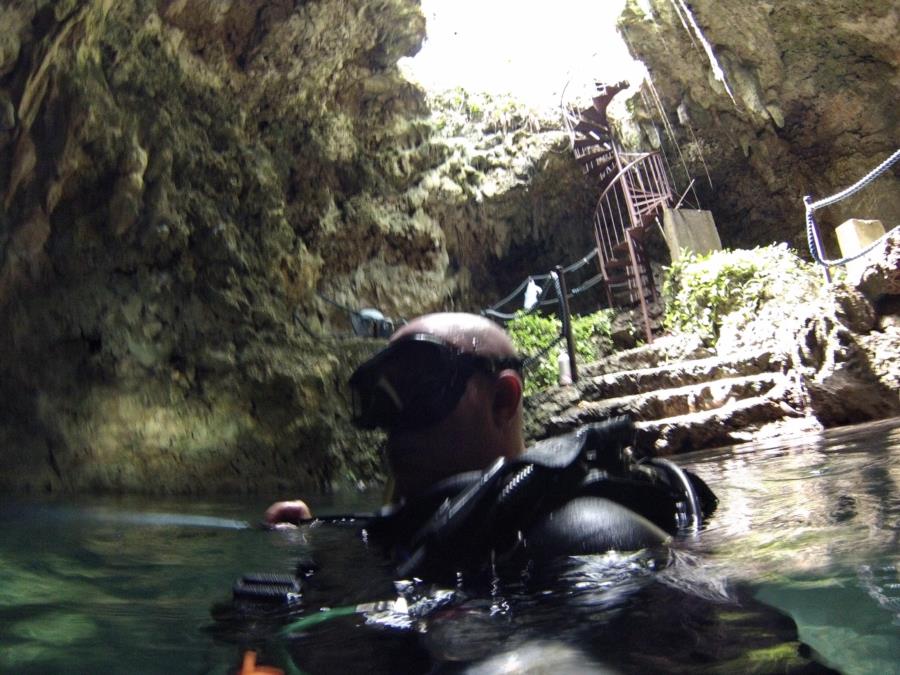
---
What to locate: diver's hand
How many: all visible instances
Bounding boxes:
[264,499,312,528]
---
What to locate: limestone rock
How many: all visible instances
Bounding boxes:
[525,242,898,455]
[1,0,897,493]
[848,226,900,300]
[0,0,598,494]
[617,0,900,249]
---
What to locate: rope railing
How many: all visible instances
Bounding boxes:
[482,244,611,383]
[304,241,610,385]
[483,245,604,320]
[484,271,605,321]
[805,148,900,272]
[484,247,601,316]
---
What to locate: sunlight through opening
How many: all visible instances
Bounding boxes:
[399,0,647,112]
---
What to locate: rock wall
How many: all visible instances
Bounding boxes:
[616,0,900,251]
[0,0,596,493]
[7,0,894,494]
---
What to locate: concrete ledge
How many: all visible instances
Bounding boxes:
[662,208,722,261]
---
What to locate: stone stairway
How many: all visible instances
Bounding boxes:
[524,341,807,456]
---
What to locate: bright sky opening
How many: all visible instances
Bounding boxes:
[399,0,647,111]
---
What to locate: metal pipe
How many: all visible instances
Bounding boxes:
[554,266,578,383]
[627,232,653,344]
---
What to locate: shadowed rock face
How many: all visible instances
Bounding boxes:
[0,0,436,494]
[617,0,899,250]
[0,0,597,494]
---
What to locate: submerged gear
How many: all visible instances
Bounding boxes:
[348,333,524,431]
[368,417,716,580]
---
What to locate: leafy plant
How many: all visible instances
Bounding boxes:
[662,244,817,346]
[506,308,615,395]
[506,311,559,394]
[572,310,614,364]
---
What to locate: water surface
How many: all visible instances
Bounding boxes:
[2,418,899,673]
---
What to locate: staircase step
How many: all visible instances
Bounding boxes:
[606,272,636,285]
[605,257,631,270]
[607,268,652,285]
[582,335,715,375]
[578,158,617,174]
[627,225,650,240]
[609,291,652,307]
[579,106,610,127]
[578,349,785,399]
[610,228,650,255]
[574,137,610,152]
[575,118,608,136]
[630,195,666,210]
[632,393,803,455]
[612,241,630,256]
[576,150,615,168]
[521,342,802,452]
[544,372,783,437]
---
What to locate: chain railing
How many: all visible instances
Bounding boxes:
[804,148,900,280]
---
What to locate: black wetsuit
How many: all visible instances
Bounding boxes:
[367,418,717,581]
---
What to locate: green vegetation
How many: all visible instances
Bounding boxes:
[507,309,615,395]
[662,244,818,346]
[507,246,818,393]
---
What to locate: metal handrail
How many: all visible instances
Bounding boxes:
[591,151,672,344]
[593,152,655,212]
[804,148,900,281]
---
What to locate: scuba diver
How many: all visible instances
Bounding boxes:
[264,312,716,581]
[221,313,838,674]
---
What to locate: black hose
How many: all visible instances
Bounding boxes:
[646,457,702,531]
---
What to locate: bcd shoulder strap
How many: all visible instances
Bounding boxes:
[393,417,638,579]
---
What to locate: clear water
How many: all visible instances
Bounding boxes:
[2,418,899,674]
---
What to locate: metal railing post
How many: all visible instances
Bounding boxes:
[554,266,578,384]
[804,196,832,283]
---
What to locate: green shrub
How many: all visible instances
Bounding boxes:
[572,310,615,365]
[506,308,615,395]
[662,244,817,346]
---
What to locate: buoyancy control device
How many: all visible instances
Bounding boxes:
[368,416,717,580]
[218,417,716,616]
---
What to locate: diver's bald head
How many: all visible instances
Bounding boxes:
[385,312,526,495]
[390,313,517,358]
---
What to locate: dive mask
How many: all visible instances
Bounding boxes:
[348,333,523,431]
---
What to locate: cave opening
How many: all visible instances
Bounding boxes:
[399,0,646,112]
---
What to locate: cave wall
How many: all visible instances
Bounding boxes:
[0,0,597,493]
[2,0,896,495]
[616,0,899,251]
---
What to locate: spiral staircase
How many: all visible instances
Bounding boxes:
[566,81,674,343]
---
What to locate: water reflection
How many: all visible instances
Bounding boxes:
[682,418,900,581]
[1,418,899,673]
[678,418,900,675]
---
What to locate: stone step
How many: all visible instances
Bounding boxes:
[579,335,714,377]
[632,391,804,455]
[541,372,784,439]
[577,349,787,400]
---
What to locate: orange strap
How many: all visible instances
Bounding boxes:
[240,650,284,675]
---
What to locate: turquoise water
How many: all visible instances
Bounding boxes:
[2,418,899,673]
[680,417,900,674]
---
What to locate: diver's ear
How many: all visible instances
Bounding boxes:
[492,370,523,427]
